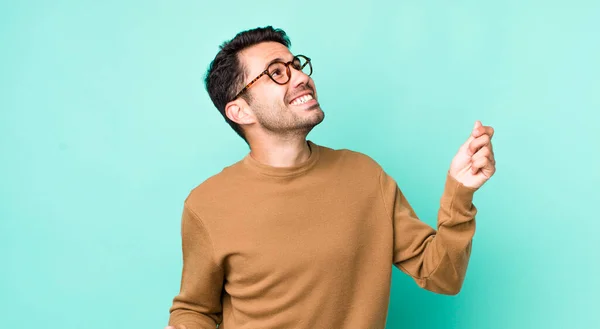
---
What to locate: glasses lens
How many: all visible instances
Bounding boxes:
[268,62,289,84]
[293,56,312,76]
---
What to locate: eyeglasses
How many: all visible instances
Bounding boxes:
[232,54,312,101]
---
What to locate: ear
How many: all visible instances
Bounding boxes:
[225,99,256,126]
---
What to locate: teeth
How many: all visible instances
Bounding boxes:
[291,94,313,105]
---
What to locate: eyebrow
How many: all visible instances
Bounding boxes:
[264,56,291,70]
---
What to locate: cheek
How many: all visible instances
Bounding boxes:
[308,78,317,95]
[251,93,286,112]
[251,84,290,107]
[265,86,289,104]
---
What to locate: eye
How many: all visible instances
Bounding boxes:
[271,68,282,76]
[292,59,301,70]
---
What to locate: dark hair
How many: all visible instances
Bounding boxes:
[204,26,291,142]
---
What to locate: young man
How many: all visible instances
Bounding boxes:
[166,26,496,329]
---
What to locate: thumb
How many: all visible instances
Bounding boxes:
[461,121,482,151]
[460,134,475,151]
[472,120,482,136]
[459,121,481,151]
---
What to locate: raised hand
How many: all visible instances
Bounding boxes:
[449,120,496,189]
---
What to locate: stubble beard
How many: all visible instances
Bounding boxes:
[251,99,324,138]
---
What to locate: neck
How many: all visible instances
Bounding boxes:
[247,136,312,168]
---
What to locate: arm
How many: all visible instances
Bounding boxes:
[380,170,478,295]
[382,120,496,294]
[168,203,224,329]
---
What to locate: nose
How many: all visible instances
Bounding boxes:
[288,65,311,89]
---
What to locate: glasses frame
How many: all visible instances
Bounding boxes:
[232,54,312,101]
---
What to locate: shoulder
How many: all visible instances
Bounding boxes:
[183,160,246,210]
[316,142,384,176]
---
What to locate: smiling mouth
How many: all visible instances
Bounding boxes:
[289,94,315,106]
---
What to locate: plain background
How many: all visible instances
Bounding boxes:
[1,0,599,328]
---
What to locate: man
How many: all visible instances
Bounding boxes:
[166,26,496,329]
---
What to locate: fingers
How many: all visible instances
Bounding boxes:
[471,155,496,175]
[468,134,491,156]
[462,121,493,150]
[471,146,496,174]
[472,121,494,139]
[461,120,496,175]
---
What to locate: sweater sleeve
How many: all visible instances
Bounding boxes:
[379,169,478,295]
[168,203,224,329]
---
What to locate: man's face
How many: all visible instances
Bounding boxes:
[237,42,324,136]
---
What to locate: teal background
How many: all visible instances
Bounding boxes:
[1,0,599,328]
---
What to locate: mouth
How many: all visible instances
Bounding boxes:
[289,92,317,106]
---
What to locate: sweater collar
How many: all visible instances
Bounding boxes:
[242,141,321,177]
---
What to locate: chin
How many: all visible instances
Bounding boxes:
[304,109,325,128]
[314,108,325,123]
[305,104,324,118]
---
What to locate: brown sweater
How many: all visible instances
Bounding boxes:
[168,141,478,329]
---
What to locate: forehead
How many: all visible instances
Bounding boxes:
[238,42,293,77]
